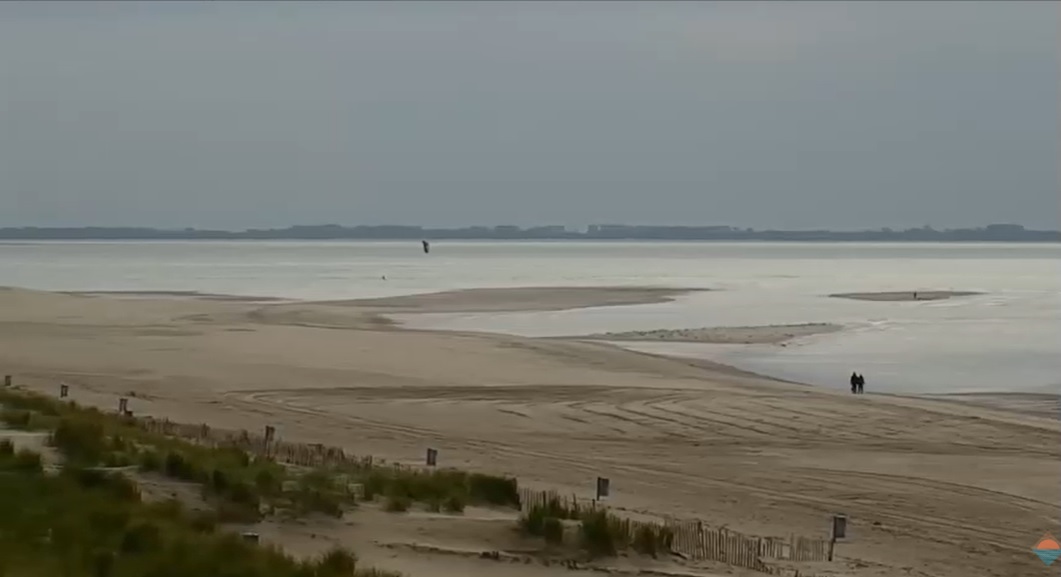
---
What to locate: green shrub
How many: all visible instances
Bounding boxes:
[227,482,260,508]
[110,435,130,452]
[163,452,194,480]
[443,493,466,514]
[384,493,411,513]
[51,418,107,464]
[12,449,43,473]
[65,468,141,502]
[519,505,546,536]
[215,501,262,524]
[361,470,388,501]
[189,511,218,534]
[294,488,344,518]
[91,550,116,577]
[102,451,134,468]
[1,409,32,429]
[467,473,519,507]
[0,388,405,577]
[138,449,161,472]
[120,521,163,554]
[147,497,185,521]
[543,517,564,545]
[316,548,358,576]
[0,389,62,415]
[210,469,231,493]
[579,511,617,557]
[255,468,280,495]
[355,570,405,577]
[632,525,658,557]
[89,508,132,535]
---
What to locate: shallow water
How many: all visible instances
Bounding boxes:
[2,240,1058,394]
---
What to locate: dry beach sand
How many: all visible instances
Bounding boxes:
[0,286,1056,577]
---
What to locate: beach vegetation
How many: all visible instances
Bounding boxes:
[0,449,402,576]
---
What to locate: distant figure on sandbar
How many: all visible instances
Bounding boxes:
[913,291,918,300]
[850,372,858,394]
[856,373,865,394]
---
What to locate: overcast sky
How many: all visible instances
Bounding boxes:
[0,2,1057,230]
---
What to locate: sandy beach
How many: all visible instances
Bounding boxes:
[0,286,1056,577]
[829,291,980,302]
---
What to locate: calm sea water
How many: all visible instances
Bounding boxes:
[1,240,1058,394]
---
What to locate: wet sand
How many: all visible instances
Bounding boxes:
[830,290,980,302]
[572,323,842,345]
[0,286,1055,577]
[318,286,705,313]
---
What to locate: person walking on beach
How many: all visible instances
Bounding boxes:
[850,372,858,394]
[856,374,865,394]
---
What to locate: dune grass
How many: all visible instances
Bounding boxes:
[0,388,523,519]
[0,442,401,577]
[519,501,673,559]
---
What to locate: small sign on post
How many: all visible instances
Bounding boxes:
[118,397,128,414]
[59,383,69,399]
[831,514,847,540]
[426,447,438,467]
[595,477,610,501]
[828,513,847,561]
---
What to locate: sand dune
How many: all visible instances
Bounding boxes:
[0,286,1055,577]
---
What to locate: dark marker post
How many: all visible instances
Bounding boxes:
[595,476,610,501]
[828,513,847,561]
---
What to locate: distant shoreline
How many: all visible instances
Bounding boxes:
[0,223,1057,242]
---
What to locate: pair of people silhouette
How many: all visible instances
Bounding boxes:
[849,372,865,394]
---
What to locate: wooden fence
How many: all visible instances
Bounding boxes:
[13,382,833,577]
[519,488,830,574]
[136,417,375,471]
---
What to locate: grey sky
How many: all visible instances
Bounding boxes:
[0,1,1057,230]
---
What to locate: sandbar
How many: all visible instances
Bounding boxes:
[319,286,704,313]
[572,322,842,345]
[829,290,980,302]
[69,290,290,303]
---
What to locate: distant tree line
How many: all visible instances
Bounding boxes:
[0,223,1056,242]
